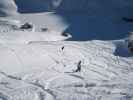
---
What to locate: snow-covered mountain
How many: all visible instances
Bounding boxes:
[0,40,132,100]
[0,1,133,100]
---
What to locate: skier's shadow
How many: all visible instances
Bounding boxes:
[114,41,133,57]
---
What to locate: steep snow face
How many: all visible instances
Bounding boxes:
[0,0,18,17]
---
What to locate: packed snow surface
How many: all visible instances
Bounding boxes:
[0,40,132,100]
[0,0,18,17]
[0,0,133,100]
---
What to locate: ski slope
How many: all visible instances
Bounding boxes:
[0,0,18,17]
[0,0,133,100]
[0,40,132,100]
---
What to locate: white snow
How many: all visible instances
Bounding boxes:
[10,12,69,34]
[0,0,18,17]
[0,0,133,100]
[0,31,71,44]
[0,40,132,100]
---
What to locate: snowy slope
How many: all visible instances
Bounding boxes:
[0,31,71,44]
[0,15,70,42]
[0,0,18,17]
[0,40,132,100]
[0,0,133,100]
[11,12,69,33]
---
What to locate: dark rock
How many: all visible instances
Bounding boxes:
[20,22,33,29]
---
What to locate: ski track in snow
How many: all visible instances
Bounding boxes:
[0,39,132,100]
[0,7,133,99]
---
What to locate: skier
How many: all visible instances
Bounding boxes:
[75,60,82,72]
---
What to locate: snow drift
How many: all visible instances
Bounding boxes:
[0,1,133,100]
[0,0,18,17]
